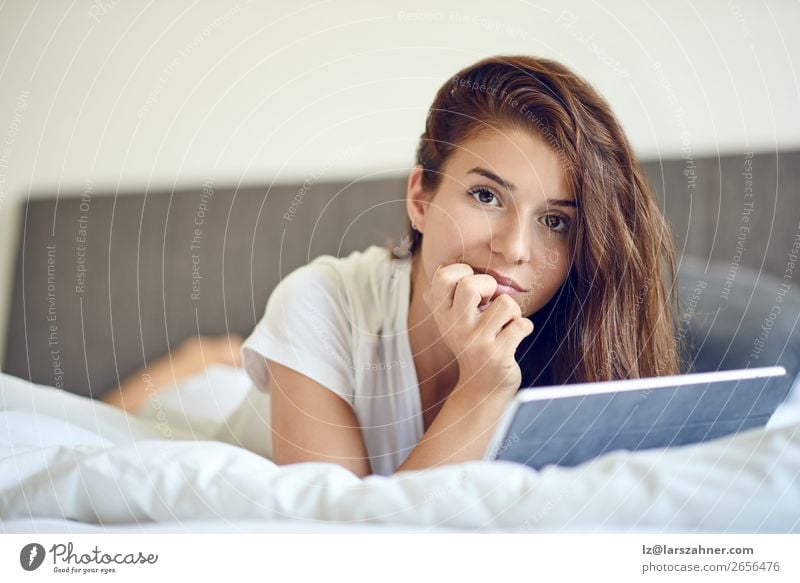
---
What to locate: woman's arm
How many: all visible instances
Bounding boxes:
[268,357,510,477]
[267,359,372,477]
[393,378,510,473]
[268,263,531,477]
[394,263,533,473]
[101,335,243,412]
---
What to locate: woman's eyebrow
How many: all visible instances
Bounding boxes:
[467,166,517,192]
[543,198,577,209]
[467,166,576,208]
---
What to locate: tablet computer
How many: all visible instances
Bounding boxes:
[484,366,791,471]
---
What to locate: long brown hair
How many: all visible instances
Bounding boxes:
[407,55,686,385]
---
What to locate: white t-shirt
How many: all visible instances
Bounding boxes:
[241,245,424,476]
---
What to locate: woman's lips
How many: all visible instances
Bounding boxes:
[469,266,528,293]
[492,282,525,299]
[467,265,529,311]
[455,262,530,312]
[477,281,528,311]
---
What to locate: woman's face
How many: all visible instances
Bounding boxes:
[407,127,575,318]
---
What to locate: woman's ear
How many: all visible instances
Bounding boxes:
[406,164,429,233]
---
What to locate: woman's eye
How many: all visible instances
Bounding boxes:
[541,214,570,233]
[467,187,500,206]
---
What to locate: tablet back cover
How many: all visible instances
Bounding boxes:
[493,373,791,470]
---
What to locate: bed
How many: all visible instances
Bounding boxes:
[3,151,800,533]
[2,367,799,533]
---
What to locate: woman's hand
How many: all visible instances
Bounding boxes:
[424,263,534,394]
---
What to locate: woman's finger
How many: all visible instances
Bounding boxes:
[478,293,522,336]
[496,316,535,353]
[451,273,497,318]
[428,263,474,311]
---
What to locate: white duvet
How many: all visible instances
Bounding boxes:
[2,368,799,532]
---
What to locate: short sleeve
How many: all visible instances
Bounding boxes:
[241,259,356,409]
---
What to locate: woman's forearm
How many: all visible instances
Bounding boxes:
[393,381,512,474]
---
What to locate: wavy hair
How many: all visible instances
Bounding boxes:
[406,55,686,385]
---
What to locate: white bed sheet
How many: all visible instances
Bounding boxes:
[1,518,468,534]
[1,517,685,534]
[2,369,799,533]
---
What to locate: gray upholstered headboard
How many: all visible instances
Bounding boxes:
[4,175,408,396]
[5,151,800,397]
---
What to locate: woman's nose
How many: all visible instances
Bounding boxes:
[490,214,532,264]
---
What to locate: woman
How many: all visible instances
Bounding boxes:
[241,55,685,478]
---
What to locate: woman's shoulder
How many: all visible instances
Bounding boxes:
[306,244,395,273]
[284,245,409,332]
[288,245,400,290]
[272,245,401,307]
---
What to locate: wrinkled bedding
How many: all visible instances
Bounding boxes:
[2,369,799,532]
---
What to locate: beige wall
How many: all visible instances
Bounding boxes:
[1,0,799,361]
